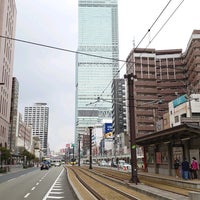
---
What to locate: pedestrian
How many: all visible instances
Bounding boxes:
[174,158,180,178]
[181,158,189,180]
[191,157,199,179]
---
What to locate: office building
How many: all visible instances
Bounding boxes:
[75,0,119,148]
[111,79,128,154]
[112,79,126,135]
[24,103,49,155]
[0,0,17,147]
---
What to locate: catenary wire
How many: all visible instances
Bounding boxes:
[126,0,185,75]
[1,0,185,107]
[144,0,185,50]
[97,0,174,99]
[135,0,172,49]
[0,35,128,64]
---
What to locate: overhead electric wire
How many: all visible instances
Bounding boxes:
[0,35,128,64]
[135,0,172,49]
[127,0,184,74]
[1,0,185,108]
[144,0,185,50]
[98,0,174,99]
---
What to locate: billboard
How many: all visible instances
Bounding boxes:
[103,123,113,138]
[173,95,187,108]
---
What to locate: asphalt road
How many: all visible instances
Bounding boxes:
[0,166,78,200]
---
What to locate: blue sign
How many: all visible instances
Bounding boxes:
[103,123,112,134]
[173,95,187,108]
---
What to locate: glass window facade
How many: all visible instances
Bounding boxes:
[75,0,119,146]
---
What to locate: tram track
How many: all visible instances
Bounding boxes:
[85,166,200,197]
[67,166,155,200]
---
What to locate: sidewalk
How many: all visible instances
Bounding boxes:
[0,164,24,175]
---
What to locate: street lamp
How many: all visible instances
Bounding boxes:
[124,73,139,184]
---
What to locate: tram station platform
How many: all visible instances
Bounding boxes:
[137,171,200,200]
[67,165,200,200]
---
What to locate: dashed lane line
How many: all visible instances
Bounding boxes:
[24,193,30,198]
[31,186,36,191]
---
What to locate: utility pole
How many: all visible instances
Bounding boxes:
[124,73,139,184]
[88,127,93,169]
[78,134,82,166]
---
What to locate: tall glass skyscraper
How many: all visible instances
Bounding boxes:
[75,0,119,147]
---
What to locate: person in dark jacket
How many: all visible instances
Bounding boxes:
[181,158,190,180]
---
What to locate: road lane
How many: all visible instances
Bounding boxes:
[0,166,78,200]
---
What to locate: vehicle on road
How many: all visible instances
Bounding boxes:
[99,160,107,166]
[54,162,61,167]
[40,162,49,170]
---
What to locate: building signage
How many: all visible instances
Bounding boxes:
[103,123,112,138]
[173,95,187,108]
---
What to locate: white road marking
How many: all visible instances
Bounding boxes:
[42,169,64,200]
[52,189,62,191]
[50,192,64,194]
[31,186,36,191]
[24,193,30,198]
[46,196,64,199]
[36,182,39,185]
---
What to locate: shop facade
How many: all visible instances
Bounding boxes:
[136,124,200,177]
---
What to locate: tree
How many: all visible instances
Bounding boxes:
[0,147,11,167]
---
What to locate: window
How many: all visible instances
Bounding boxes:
[175,116,179,123]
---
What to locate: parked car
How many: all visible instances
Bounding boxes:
[40,162,49,170]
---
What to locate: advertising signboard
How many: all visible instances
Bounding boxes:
[173,95,187,108]
[103,123,113,138]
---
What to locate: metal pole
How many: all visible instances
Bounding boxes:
[78,135,81,166]
[73,145,75,165]
[124,73,139,184]
[88,127,93,169]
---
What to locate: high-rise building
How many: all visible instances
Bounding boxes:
[112,78,126,136]
[75,0,119,148]
[0,0,17,147]
[126,30,200,137]
[24,103,49,155]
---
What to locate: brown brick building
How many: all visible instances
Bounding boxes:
[126,30,200,137]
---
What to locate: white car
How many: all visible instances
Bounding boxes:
[99,160,107,166]
[54,162,61,167]
[123,163,132,170]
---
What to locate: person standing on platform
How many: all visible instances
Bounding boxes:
[191,157,199,179]
[181,158,190,180]
[174,158,180,178]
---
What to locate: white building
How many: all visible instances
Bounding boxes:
[24,103,49,155]
[169,94,200,127]
[0,0,17,147]
[16,113,32,153]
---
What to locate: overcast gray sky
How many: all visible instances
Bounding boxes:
[13,0,200,152]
